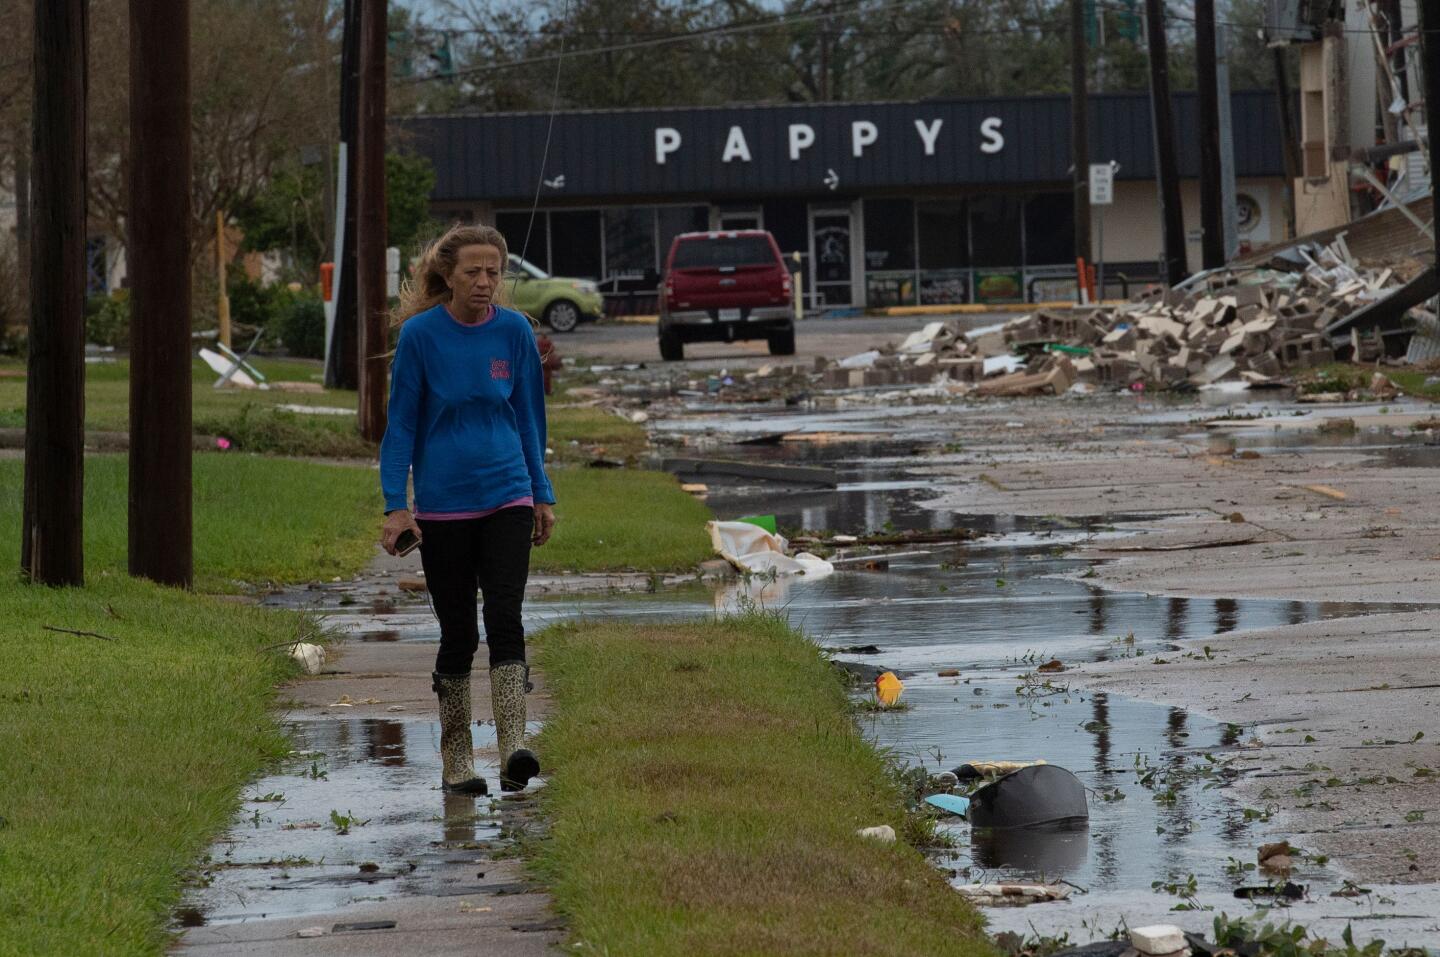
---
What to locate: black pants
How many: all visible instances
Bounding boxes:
[417,507,532,675]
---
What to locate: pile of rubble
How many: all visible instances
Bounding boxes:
[818,239,1421,396]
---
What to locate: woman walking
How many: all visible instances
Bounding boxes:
[379,224,557,796]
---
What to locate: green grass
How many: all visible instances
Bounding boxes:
[547,405,651,463]
[538,468,713,574]
[531,615,996,957]
[1300,361,1440,400]
[0,356,651,462]
[0,449,380,954]
[0,454,379,591]
[0,577,301,955]
[0,356,366,458]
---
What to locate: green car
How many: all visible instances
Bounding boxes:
[505,254,604,333]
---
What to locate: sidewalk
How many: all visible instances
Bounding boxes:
[178,549,562,955]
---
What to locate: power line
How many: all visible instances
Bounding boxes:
[399,0,925,84]
[399,0,1420,87]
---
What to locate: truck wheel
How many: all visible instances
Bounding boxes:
[544,299,581,333]
[659,330,685,361]
[767,329,796,356]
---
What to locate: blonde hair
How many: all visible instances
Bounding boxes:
[392,223,509,326]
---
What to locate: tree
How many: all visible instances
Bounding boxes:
[234,150,436,278]
[83,0,340,272]
[406,0,1286,110]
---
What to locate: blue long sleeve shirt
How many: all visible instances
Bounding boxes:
[380,304,555,514]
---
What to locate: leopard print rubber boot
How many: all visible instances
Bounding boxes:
[432,672,487,795]
[491,661,540,792]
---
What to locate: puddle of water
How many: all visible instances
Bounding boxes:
[214,396,1440,944]
[181,716,516,927]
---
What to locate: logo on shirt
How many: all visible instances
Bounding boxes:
[490,358,511,380]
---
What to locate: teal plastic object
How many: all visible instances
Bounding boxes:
[924,793,970,818]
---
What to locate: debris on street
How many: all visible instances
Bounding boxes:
[954,882,1073,906]
[719,238,1433,396]
[706,520,834,577]
[965,764,1089,828]
[856,824,897,843]
[289,642,325,675]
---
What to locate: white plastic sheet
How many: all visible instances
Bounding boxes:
[707,521,834,578]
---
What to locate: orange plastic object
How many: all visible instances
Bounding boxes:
[319,262,335,301]
[874,671,904,707]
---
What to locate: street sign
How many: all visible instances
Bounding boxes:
[1089,163,1114,205]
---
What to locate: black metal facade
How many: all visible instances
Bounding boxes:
[399,91,1285,204]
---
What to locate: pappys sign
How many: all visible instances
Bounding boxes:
[621,103,1018,195]
[412,99,1092,201]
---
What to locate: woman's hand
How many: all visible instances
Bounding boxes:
[381,509,421,555]
[533,504,557,547]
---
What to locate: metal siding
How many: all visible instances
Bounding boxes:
[400,92,1284,204]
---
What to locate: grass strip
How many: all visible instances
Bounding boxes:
[547,405,651,463]
[0,356,650,462]
[531,615,996,957]
[538,468,714,574]
[0,451,379,953]
[0,454,379,592]
[0,577,300,955]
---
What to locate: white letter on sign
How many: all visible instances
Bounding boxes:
[722,126,752,163]
[655,127,682,165]
[851,120,878,157]
[914,118,943,156]
[788,123,815,161]
[979,117,1004,154]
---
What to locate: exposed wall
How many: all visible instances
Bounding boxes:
[1089,177,1287,273]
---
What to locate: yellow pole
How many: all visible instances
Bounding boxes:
[215,210,231,347]
[791,251,803,322]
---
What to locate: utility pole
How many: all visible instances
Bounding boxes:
[1195,0,1225,269]
[128,0,193,588]
[22,0,86,586]
[325,0,360,391]
[1273,46,1300,239]
[1215,23,1240,259]
[356,0,388,442]
[1143,0,1188,286]
[1420,0,1440,267]
[1072,0,1093,268]
[13,129,30,337]
[215,211,231,348]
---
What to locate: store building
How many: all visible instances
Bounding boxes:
[400,91,1288,309]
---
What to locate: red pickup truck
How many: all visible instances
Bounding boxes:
[657,230,795,361]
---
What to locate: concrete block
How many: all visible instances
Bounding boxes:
[1103,326,1136,349]
[1131,925,1186,956]
[1139,314,1185,340]
[1249,352,1282,378]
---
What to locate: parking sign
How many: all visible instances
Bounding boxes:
[1088,163,1114,205]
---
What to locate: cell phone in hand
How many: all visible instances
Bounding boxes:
[394,528,421,556]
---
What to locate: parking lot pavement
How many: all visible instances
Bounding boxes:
[554,313,1010,368]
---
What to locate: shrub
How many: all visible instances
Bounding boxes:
[276,294,326,358]
[85,290,131,348]
[227,276,297,331]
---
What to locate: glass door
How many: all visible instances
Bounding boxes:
[809,207,854,307]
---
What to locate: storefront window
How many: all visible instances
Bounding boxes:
[969,195,1024,304]
[603,207,656,280]
[496,211,548,272]
[969,195,1023,268]
[1023,193,1076,266]
[549,210,603,280]
[863,199,916,271]
[917,200,968,305]
[864,199,916,307]
[657,206,710,267]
